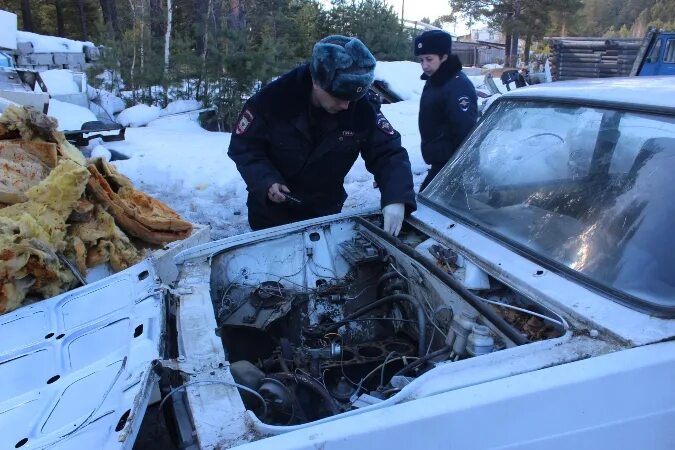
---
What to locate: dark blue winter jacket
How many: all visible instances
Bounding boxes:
[418,55,478,166]
[228,64,416,230]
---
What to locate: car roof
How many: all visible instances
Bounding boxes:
[502,76,675,112]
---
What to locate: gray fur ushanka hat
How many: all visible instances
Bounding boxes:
[310,35,376,101]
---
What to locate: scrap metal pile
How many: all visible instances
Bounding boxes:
[0,105,192,315]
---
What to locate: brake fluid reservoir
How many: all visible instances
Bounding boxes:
[447,310,478,355]
[466,324,495,357]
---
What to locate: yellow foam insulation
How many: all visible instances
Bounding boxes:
[0,105,192,315]
[88,159,192,244]
[0,159,89,313]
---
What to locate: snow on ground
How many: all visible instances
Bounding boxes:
[105,112,250,238]
[161,99,202,116]
[88,86,126,117]
[90,144,112,161]
[374,61,425,100]
[17,31,94,53]
[48,99,97,130]
[35,69,80,95]
[117,104,162,127]
[104,99,428,239]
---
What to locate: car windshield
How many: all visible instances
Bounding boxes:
[423,99,675,315]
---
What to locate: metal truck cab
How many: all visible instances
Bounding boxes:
[639,31,675,76]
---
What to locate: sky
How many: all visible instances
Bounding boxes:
[383,0,476,36]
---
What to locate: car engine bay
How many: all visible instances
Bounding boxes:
[207,216,566,426]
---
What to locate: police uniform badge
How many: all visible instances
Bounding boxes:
[235,109,254,135]
[376,112,395,135]
[458,96,471,112]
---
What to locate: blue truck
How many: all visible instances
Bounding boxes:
[631,28,675,76]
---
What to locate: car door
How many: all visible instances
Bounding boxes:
[0,260,166,450]
[640,36,662,76]
[658,37,675,76]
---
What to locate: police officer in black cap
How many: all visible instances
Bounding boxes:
[228,35,416,235]
[415,30,478,191]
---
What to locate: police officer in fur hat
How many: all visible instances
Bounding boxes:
[415,30,478,191]
[228,35,416,234]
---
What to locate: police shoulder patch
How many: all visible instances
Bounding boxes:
[458,96,471,112]
[235,109,254,135]
[376,112,395,135]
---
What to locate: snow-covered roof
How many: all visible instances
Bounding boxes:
[17,30,94,53]
[503,77,675,111]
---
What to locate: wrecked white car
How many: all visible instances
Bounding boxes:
[164,77,675,449]
[2,77,675,449]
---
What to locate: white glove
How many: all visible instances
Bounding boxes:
[382,203,405,236]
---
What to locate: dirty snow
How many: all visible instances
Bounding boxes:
[117,104,162,127]
[374,61,425,100]
[16,30,94,53]
[47,98,97,130]
[161,99,202,116]
[35,69,80,95]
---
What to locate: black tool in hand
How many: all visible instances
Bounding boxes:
[283,193,302,205]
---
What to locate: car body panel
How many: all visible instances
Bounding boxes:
[502,76,675,112]
[170,207,628,448]
[0,259,162,450]
[237,340,675,450]
[409,205,675,346]
[0,225,209,450]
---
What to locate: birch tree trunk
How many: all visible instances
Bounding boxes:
[128,0,138,96]
[140,0,145,71]
[198,0,213,100]
[164,0,172,75]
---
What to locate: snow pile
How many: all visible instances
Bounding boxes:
[47,99,97,131]
[117,104,161,127]
[463,67,483,76]
[87,86,126,117]
[374,61,424,100]
[161,99,202,116]
[483,63,503,70]
[35,69,80,95]
[107,112,250,237]
[90,145,112,161]
[467,75,489,91]
[17,31,94,53]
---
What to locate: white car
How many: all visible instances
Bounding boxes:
[2,77,674,450]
